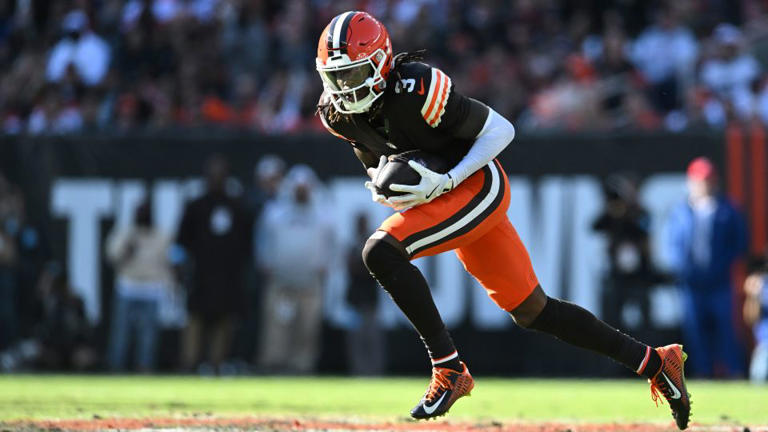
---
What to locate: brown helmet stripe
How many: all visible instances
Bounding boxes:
[337,11,356,54]
[326,14,340,51]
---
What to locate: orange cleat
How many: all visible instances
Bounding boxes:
[410,361,474,419]
[649,344,692,430]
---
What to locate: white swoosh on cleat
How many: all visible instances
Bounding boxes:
[423,392,448,414]
[662,372,682,399]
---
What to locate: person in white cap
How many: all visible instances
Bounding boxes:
[256,165,334,374]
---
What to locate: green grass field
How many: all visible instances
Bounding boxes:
[0,375,766,427]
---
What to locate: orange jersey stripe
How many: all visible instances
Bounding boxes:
[422,70,443,123]
[429,75,450,126]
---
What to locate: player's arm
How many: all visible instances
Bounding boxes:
[353,145,379,171]
[317,92,392,206]
[354,145,394,206]
[318,93,377,170]
[389,67,515,207]
[442,97,515,187]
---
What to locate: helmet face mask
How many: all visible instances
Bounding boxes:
[316,49,387,114]
[320,62,372,92]
[316,11,393,115]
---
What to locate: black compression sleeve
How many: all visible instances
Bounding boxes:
[362,236,461,369]
[528,296,661,378]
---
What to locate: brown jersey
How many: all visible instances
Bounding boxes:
[318,61,476,169]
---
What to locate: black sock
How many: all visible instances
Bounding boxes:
[363,237,462,371]
[528,296,662,378]
[422,326,462,371]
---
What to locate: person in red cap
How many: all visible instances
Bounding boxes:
[686,157,717,198]
[666,156,748,377]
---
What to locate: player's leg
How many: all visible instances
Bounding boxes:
[457,218,691,430]
[369,161,507,369]
[362,232,461,372]
[458,217,657,374]
[515,286,666,376]
[366,160,509,419]
[363,232,474,419]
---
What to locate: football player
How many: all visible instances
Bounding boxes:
[315,11,691,430]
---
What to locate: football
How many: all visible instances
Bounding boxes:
[374,150,448,198]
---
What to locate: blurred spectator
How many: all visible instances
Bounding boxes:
[592,174,658,330]
[247,154,286,217]
[700,24,761,121]
[590,27,658,130]
[6,191,50,341]
[526,54,602,130]
[744,251,768,383]
[35,266,97,371]
[0,174,19,350]
[4,2,768,133]
[105,199,174,372]
[177,154,253,374]
[345,212,385,376]
[630,6,698,113]
[0,264,96,372]
[231,154,286,364]
[46,9,110,86]
[0,173,50,353]
[666,157,748,377]
[257,165,333,374]
[219,1,270,85]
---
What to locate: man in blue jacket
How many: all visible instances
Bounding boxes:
[667,157,748,377]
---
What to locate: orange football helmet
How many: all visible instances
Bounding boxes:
[316,11,393,114]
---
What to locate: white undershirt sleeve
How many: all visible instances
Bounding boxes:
[447,108,515,186]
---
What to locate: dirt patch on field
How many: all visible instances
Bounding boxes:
[3,416,764,432]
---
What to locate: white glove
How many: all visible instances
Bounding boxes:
[364,156,390,206]
[388,160,454,210]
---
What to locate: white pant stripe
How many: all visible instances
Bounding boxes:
[405,162,500,255]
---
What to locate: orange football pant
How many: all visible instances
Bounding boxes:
[378,159,539,311]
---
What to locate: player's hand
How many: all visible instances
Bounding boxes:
[367,155,388,180]
[364,156,390,206]
[365,179,390,206]
[388,160,454,208]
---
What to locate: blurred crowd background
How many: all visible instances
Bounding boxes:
[0,0,767,382]
[1,150,766,381]
[3,0,768,134]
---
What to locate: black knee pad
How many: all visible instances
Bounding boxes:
[362,232,409,282]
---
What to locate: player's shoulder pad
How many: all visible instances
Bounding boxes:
[317,91,349,140]
[393,62,453,128]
